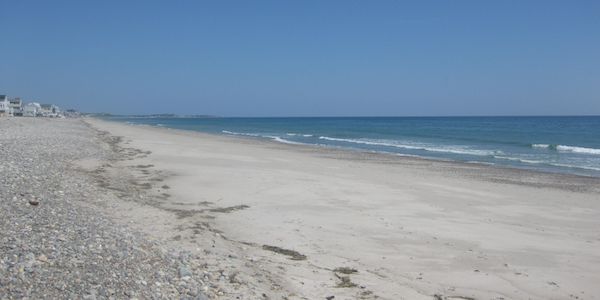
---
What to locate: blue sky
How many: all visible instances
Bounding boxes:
[1,1,599,116]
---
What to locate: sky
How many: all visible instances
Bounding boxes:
[1,1,599,117]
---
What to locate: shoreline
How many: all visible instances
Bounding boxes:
[108,116,600,179]
[101,117,600,193]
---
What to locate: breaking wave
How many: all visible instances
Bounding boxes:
[531,144,600,155]
[494,156,600,171]
[556,145,600,155]
[318,136,500,156]
[222,130,302,145]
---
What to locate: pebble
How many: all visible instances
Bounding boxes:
[179,265,192,278]
[0,118,210,299]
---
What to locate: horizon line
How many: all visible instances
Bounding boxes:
[96,113,600,118]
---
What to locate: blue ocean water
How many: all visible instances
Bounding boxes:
[111,116,600,177]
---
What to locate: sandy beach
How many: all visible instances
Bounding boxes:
[2,117,599,300]
[76,117,599,300]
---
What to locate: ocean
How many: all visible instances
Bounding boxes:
[110,116,600,177]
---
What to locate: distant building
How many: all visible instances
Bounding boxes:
[40,104,60,117]
[23,102,42,117]
[63,109,80,118]
[9,97,23,116]
[0,95,12,117]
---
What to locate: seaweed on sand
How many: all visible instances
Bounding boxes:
[262,245,307,260]
[333,267,358,274]
[208,205,249,213]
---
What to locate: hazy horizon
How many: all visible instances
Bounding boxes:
[102,113,600,118]
[1,1,599,117]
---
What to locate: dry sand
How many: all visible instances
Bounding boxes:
[84,117,600,300]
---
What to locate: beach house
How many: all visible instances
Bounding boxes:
[0,95,12,117]
[40,104,60,117]
[9,98,23,116]
[23,102,42,117]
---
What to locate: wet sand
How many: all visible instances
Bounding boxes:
[85,117,600,300]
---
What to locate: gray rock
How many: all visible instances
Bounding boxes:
[195,294,209,300]
[179,265,192,278]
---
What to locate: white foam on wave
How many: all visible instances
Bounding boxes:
[222,130,260,137]
[531,143,600,155]
[286,133,313,137]
[267,136,304,145]
[494,156,600,172]
[531,144,551,149]
[318,136,499,156]
[494,156,546,165]
[556,145,600,155]
[222,130,304,145]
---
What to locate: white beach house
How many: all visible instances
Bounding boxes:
[40,104,60,117]
[23,102,42,117]
[0,95,12,117]
[9,97,23,116]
